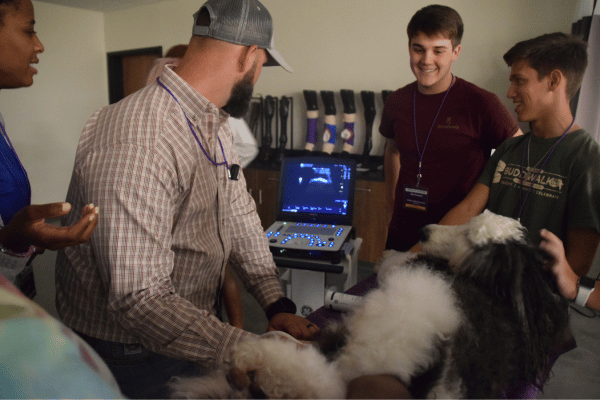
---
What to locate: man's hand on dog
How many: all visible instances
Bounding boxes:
[267,313,320,340]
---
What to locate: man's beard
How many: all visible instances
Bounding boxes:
[222,66,255,118]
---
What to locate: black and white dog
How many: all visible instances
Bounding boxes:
[170,211,570,399]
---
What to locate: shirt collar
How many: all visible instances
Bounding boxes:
[159,65,230,124]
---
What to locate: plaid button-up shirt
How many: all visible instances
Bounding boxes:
[56,66,282,365]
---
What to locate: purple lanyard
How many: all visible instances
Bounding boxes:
[0,119,31,201]
[156,77,229,170]
[413,75,455,186]
[517,120,575,221]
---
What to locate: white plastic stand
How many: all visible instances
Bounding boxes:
[275,238,362,317]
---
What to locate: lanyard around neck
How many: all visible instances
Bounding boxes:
[157,78,230,169]
[517,120,575,221]
[412,75,455,186]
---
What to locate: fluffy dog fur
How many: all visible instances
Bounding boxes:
[170,333,346,399]
[170,211,569,399]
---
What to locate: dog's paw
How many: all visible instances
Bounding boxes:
[228,335,346,399]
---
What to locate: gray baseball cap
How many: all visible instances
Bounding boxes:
[193,0,292,72]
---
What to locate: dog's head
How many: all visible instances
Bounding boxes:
[419,210,569,377]
[169,333,345,399]
[418,210,527,275]
[418,210,553,302]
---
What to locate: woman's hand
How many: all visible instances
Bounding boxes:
[2,202,98,252]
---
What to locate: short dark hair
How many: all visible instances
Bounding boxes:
[0,0,20,27]
[407,4,464,48]
[503,32,588,100]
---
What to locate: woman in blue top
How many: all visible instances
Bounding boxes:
[0,0,98,294]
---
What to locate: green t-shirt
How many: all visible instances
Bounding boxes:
[478,129,600,243]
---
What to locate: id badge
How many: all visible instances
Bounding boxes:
[403,184,428,212]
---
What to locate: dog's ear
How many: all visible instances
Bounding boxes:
[517,245,570,369]
[460,240,526,302]
[463,239,570,379]
[462,238,555,306]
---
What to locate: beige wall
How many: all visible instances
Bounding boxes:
[105,0,576,155]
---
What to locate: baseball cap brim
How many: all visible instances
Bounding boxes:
[265,47,293,73]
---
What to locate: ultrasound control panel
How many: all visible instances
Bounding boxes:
[265,221,354,263]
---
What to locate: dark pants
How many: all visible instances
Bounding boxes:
[75,331,207,399]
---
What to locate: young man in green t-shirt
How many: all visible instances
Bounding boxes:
[432,32,600,279]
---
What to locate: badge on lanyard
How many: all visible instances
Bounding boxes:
[403,184,428,212]
[408,75,454,214]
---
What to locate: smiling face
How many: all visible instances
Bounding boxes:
[507,59,553,123]
[0,0,44,89]
[409,31,461,95]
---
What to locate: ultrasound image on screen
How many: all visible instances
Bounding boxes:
[280,161,352,216]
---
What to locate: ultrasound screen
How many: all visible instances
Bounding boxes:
[280,160,353,217]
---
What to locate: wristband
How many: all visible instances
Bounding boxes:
[574,276,596,307]
[0,244,35,258]
[265,297,297,320]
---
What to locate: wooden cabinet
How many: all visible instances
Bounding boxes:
[243,168,280,229]
[244,166,387,263]
[353,179,387,263]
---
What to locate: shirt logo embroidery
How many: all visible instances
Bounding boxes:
[438,117,460,130]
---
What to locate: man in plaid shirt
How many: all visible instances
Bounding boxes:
[55,1,317,398]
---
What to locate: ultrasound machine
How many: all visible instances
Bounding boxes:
[265,156,361,316]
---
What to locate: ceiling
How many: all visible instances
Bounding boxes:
[35,0,168,12]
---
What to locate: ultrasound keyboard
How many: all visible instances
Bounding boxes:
[265,222,354,264]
